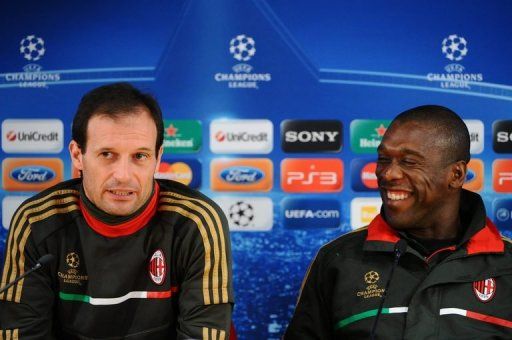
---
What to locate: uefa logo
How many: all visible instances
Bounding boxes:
[229,34,256,62]
[441,34,468,62]
[20,35,46,61]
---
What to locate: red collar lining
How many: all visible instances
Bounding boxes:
[80,183,160,238]
[366,215,504,254]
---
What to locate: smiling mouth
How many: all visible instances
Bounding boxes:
[385,190,411,201]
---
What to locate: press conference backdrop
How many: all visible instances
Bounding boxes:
[1,1,511,338]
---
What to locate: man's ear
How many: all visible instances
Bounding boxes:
[69,140,84,171]
[449,160,467,189]
[155,145,163,173]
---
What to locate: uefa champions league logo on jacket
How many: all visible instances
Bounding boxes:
[1,34,61,88]
[427,34,483,89]
[214,34,272,89]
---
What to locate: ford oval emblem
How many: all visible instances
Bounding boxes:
[10,166,55,183]
[465,169,475,182]
[220,166,264,184]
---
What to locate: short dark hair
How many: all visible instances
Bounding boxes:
[72,82,164,152]
[390,105,471,164]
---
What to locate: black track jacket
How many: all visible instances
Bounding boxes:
[0,179,234,339]
[285,190,512,339]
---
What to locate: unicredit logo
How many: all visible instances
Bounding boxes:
[214,131,268,142]
[220,166,264,184]
[6,131,16,141]
[210,119,273,154]
[10,166,56,183]
[6,130,59,142]
[2,119,63,153]
[281,120,342,153]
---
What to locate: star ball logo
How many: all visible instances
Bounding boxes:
[20,35,46,61]
[427,34,483,89]
[215,196,273,231]
[214,34,271,89]
[441,34,468,62]
[229,34,256,62]
[3,34,61,88]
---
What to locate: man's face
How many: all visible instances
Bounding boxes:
[375,121,456,231]
[70,107,162,216]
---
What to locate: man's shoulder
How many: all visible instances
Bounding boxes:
[317,227,369,263]
[9,179,81,241]
[156,179,226,224]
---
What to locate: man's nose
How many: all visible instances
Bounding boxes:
[112,158,131,182]
[379,161,404,181]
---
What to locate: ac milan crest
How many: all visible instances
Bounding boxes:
[473,278,496,302]
[149,249,166,285]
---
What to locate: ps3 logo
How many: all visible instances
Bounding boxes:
[281,158,343,193]
[286,169,337,185]
[10,166,55,183]
[220,167,264,184]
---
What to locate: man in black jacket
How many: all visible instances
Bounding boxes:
[0,83,234,339]
[285,105,512,339]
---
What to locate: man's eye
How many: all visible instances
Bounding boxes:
[401,159,417,166]
[135,153,148,160]
[377,157,390,164]
[100,152,113,158]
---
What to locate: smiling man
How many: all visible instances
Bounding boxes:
[285,105,512,339]
[0,83,233,339]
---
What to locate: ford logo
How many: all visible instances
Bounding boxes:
[10,166,55,183]
[220,167,264,184]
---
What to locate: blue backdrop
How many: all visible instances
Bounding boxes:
[1,1,511,338]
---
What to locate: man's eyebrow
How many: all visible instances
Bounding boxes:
[377,145,425,159]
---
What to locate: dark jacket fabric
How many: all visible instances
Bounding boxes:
[285,190,512,339]
[0,178,234,340]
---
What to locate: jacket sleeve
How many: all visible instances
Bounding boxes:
[284,249,334,340]
[175,201,234,340]
[0,217,55,340]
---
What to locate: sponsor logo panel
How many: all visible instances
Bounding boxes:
[281,120,342,153]
[464,120,484,154]
[215,196,273,231]
[492,159,512,193]
[162,120,202,153]
[493,120,512,153]
[463,159,484,192]
[155,158,201,189]
[2,196,30,230]
[350,197,382,230]
[281,158,343,193]
[351,158,378,192]
[350,120,390,154]
[281,198,340,229]
[493,198,512,232]
[210,158,273,191]
[210,119,273,154]
[2,119,63,153]
[2,158,63,191]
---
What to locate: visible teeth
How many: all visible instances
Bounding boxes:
[111,191,131,196]
[387,192,409,201]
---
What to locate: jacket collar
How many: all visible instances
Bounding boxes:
[364,190,504,255]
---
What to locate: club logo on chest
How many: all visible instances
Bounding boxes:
[473,278,496,303]
[149,249,166,285]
